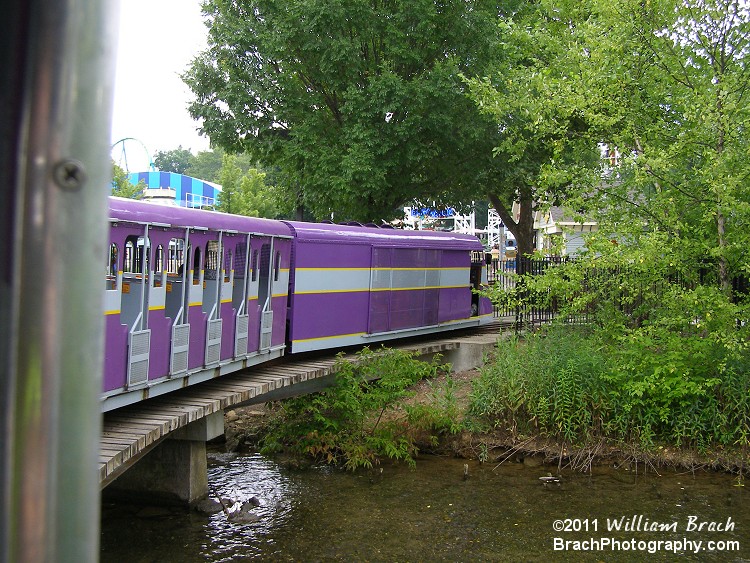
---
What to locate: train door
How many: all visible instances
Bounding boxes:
[146,226,177,380]
[269,237,291,350]
[165,230,190,376]
[256,240,274,352]
[182,228,215,371]
[470,251,485,317]
[244,239,263,355]
[202,233,225,367]
[121,226,151,388]
[231,234,252,358]
[368,246,392,334]
[217,232,239,362]
[104,223,135,393]
[104,237,123,392]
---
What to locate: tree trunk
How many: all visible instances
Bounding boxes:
[295,185,305,221]
[717,208,730,297]
[714,82,731,297]
[487,187,536,258]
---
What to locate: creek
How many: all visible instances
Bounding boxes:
[101,453,749,562]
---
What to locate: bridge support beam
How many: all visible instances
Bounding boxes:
[105,411,224,506]
[425,335,500,374]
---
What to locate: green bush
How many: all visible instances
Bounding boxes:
[261,347,449,470]
[468,323,750,453]
[477,229,750,459]
[405,374,463,438]
[469,326,609,442]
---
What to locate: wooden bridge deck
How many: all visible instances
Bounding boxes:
[99,318,511,487]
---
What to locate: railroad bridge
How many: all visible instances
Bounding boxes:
[100,320,507,504]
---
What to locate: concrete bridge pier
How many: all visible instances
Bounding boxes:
[440,334,500,373]
[105,411,224,506]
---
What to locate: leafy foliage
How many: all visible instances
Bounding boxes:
[184,0,505,222]
[472,0,750,464]
[215,154,280,218]
[261,347,450,470]
[406,374,463,437]
[469,325,750,454]
[570,0,750,294]
[186,147,260,183]
[152,146,195,174]
[110,161,145,199]
[469,328,609,442]
[464,1,602,255]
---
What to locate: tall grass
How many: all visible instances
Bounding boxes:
[469,326,609,443]
[469,325,750,456]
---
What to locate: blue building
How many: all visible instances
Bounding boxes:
[128,171,221,208]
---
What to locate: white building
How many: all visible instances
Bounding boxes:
[534,206,597,256]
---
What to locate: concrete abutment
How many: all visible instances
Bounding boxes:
[104,411,224,506]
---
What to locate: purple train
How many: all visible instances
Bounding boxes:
[103,197,493,411]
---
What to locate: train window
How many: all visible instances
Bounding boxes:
[124,235,148,274]
[233,242,246,279]
[154,245,164,288]
[274,251,281,282]
[106,243,118,290]
[205,240,219,280]
[167,238,185,275]
[124,239,134,273]
[257,244,271,307]
[155,245,164,272]
[251,250,259,282]
[224,249,232,282]
[192,245,201,285]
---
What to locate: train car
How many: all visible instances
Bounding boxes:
[102,197,293,411]
[101,199,493,411]
[283,220,493,353]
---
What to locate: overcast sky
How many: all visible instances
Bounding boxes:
[110,0,210,171]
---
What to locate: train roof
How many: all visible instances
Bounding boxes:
[108,198,482,250]
[283,220,483,250]
[108,197,292,237]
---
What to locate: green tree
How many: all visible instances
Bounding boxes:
[464,1,603,256]
[187,147,259,182]
[153,146,196,174]
[575,0,750,294]
[186,148,224,182]
[215,154,244,214]
[215,154,280,218]
[184,0,505,223]
[240,168,279,218]
[110,161,145,199]
[484,0,750,307]
[482,0,750,454]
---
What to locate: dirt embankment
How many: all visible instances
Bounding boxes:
[219,369,748,477]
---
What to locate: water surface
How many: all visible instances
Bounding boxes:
[101,453,749,561]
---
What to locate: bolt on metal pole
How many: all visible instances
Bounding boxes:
[0,1,119,562]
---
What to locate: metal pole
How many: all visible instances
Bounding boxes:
[240,235,252,316]
[0,1,119,561]
[180,227,190,325]
[140,224,150,330]
[216,231,224,319]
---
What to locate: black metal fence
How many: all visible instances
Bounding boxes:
[484,255,749,332]
[484,256,569,329]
